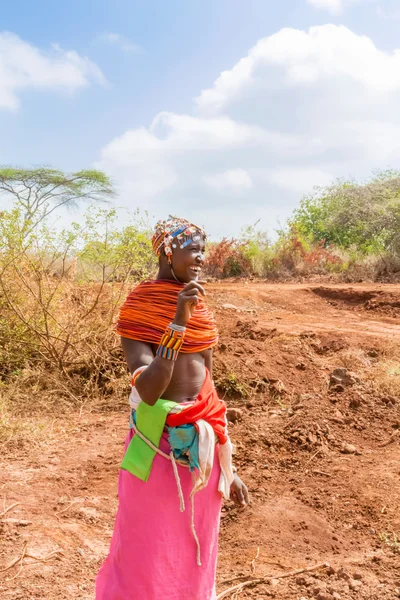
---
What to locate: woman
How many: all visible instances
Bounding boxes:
[96,217,248,600]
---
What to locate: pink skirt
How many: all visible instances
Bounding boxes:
[95,430,222,600]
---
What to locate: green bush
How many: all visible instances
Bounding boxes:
[290,171,400,258]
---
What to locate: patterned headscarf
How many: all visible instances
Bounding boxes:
[152,216,206,262]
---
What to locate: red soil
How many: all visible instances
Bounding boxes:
[1,283,400,599]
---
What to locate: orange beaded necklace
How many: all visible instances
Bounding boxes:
[116,280,218,353]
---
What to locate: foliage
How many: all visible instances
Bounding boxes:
[272,229,343,275]
[0,203,155,381]
[0,166,115,232]
[72,207,154,282]
[206,238,251,278]
[205,226,343,280]
[240,223,274,275]
[290,172,400,257]
[214,371,251,399]
[379,531,400,553]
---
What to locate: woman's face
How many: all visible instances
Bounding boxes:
[170,236,206,283]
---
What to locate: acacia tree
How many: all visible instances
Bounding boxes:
[0,167,115,232]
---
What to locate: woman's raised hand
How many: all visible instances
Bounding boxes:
[173,281,206,326]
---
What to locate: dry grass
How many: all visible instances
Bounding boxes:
[0,275,132,452]
[0,362,129,451]
[334,341,400,399]
[0,273,132,422]
[337,348,372,370]
[0,390,56,449]
[369,360,400,399]
[363,341,400,399]
[1,364,130,420]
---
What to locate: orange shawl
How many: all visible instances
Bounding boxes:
[117,280,219,353]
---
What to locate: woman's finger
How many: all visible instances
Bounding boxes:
[236,486,246,506]
[182,288,200,297]
[184,281,206,296]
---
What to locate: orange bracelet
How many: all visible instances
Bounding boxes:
[131,366,147,387]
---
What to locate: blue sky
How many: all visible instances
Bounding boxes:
[1,0,400,237]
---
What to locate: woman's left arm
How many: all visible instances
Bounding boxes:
[206,349,249,505]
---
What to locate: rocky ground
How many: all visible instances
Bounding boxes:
[1,283,399,599]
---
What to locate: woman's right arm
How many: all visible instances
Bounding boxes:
[120,281,206,406]
[121,337,175,406]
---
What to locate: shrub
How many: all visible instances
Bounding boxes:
[205,238,251,278]
[214,371,251,399]
[290,171,400,258]
[0,205,155,388]
[269,229,343,278]
[240,224,276,275]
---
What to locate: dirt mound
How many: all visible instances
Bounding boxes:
[310,286,376,304]
[311,286,400,318]
[1,282,400,599]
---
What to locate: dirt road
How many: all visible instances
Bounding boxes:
[1,283,399,599]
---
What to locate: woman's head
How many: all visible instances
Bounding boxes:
[153,216,206,283]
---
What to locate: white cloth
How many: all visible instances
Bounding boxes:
[129,386,142,411]
[190,420,234,501]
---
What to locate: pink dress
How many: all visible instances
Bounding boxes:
[95,430,222,600]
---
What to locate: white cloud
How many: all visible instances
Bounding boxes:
[150,112,269,150]
[0,32,105,111]
[96,33,142,54]
[204,169,253,193]
[307,0,376,14]
[97,25,400,237]
[196,25,400,114]
[96,110,324,218]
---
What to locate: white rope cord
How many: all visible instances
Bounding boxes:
[170,449,185,513]
[130,422,202,565]
[191,472,202,567]
[131,421,172,460]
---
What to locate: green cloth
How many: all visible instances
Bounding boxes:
[121,398,178,481]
